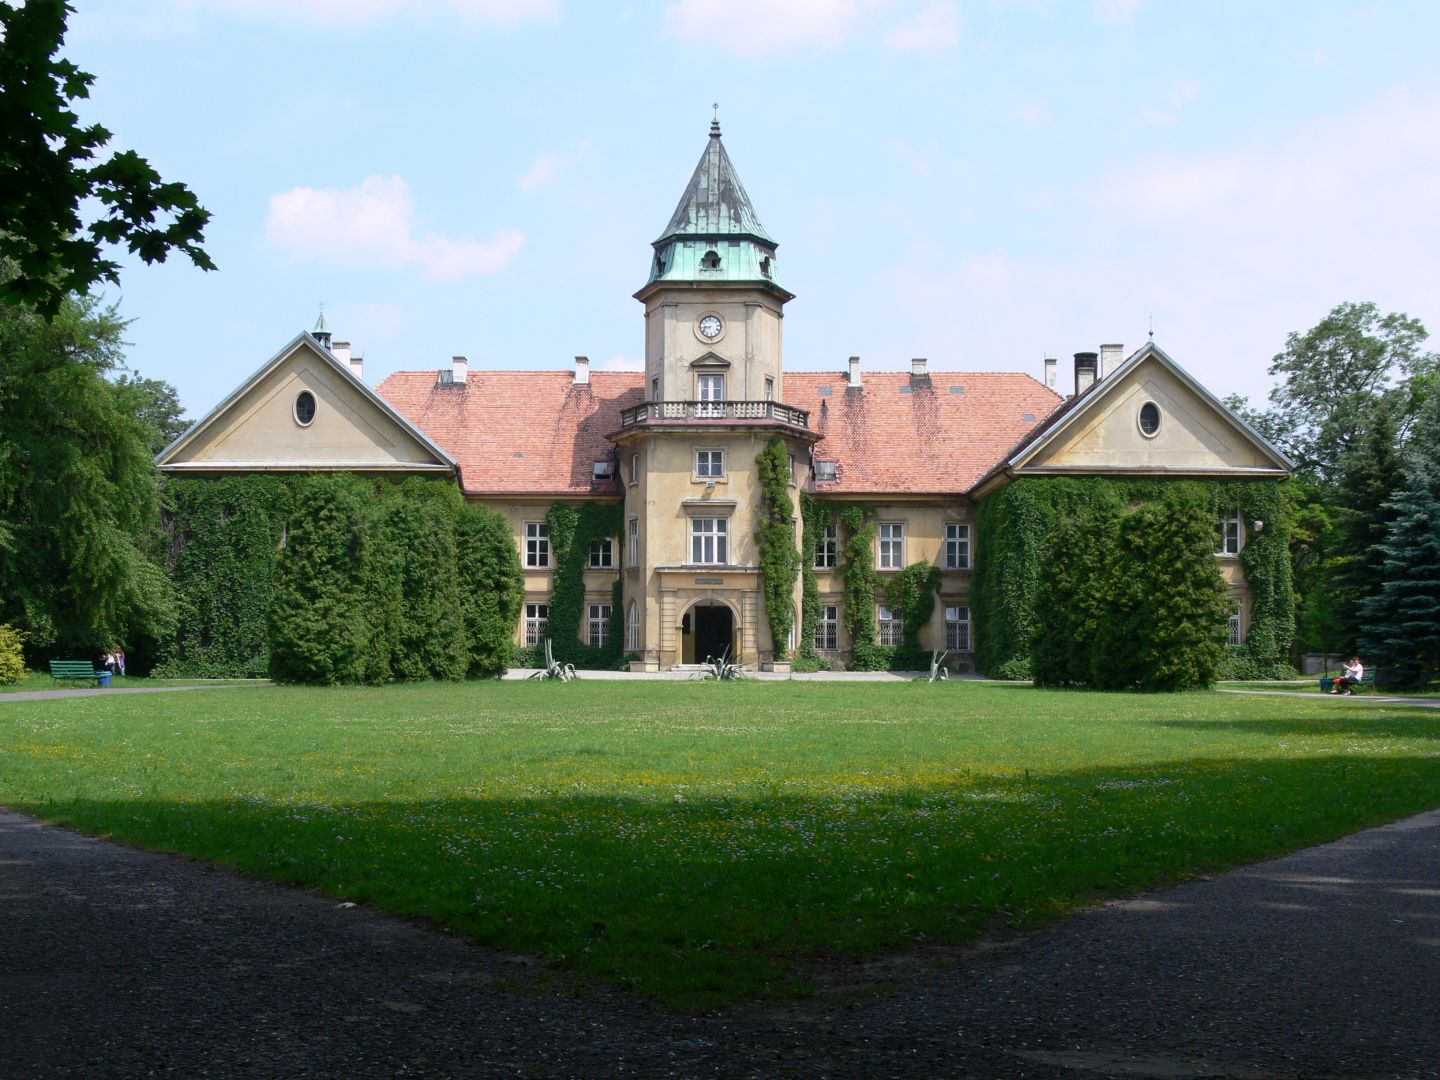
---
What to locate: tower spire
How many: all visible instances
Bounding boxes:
[711,102,720,138]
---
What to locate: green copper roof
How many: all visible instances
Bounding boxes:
[656,120,774,244]
[646,121,786,292]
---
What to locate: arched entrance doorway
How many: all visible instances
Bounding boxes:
[682,599,736,664]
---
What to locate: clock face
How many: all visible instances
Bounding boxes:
[698,315,723,339]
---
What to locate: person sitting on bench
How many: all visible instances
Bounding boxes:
[1331,657,1364,695]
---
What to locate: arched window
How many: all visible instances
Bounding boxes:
[700,249,721,270]
[626,600,641,652]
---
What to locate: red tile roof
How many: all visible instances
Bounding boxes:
[376,370,643,496]
[375,367,1062,498]
[786,372,1063,495]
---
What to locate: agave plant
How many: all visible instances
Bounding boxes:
[920,648,949,682]
[527,638,578,682]
[698,648,749,680]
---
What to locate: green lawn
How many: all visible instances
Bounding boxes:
[0,671,265,693]
[1,680,1437,1006]
[1221,678,1440,698]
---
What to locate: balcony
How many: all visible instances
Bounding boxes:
[619,399,811,429]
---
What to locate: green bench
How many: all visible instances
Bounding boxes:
[49,660,106,687]
[1320,670,1377,694]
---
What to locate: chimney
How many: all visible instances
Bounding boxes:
[1100,343,1123,378]
[332,340,351,364]
[451,356,468,385]
[847,355,862,387]
[1043,355,1057,389]
[574,355,590,385]
[910,357,929,379]
[1074,351,1098,396]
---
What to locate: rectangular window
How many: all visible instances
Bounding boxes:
[944,604,971,652]
[944,524,971,570]
[625,601,640,651]
[627,518,639,567]
[629,453,639,486]
[524,522,549,568]
[524,603,549,646]
[651,377,659,401]
[878,522,905,570]
[690,517,729,564]
[878,604,903,646]
[814,523,838,569]
[1217,509,1241,555]
[764,376,774,401]
[697,374,725,417]
[789,454,797,486]
[1228,605,1243,647]
[589,537,613,568]
[695,449,725,478]
[815,604,839,651]
[587,603,611,647]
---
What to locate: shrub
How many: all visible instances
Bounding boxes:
[0,624,26,684]
[456,503,525,678]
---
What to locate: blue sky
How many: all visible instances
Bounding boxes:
[68,0,1440,419]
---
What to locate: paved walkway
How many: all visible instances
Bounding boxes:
[2,805,1436,1079]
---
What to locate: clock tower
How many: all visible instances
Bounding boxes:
[616,118,816,672]
[633,116,793,404]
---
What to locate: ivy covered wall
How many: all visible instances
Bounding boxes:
[158,475,522,681]
[539,501,624,670]
[972,476,1293,680]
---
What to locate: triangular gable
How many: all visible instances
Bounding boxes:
[1006,343,1292,478]
[157,333,456,475]
[688,351,731,369]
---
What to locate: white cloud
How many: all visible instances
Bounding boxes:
[665,0,874,55]
[265,175,525,280]
[1139,80,1199,126]
[211,0,559,27]
[601,354,645,371]
[517,139,592,194]
[885,1,959,53]
[889,137,942,176]
[1092,0,1144,25]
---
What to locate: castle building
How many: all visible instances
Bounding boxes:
[157,122,1292,672]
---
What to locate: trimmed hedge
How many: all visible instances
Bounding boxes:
[974,476,1294,681]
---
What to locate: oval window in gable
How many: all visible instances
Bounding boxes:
[295,390,317,427]
[1138,400,1160,437]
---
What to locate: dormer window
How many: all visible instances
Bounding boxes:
[759,256,771,276]
[700,249,721,270]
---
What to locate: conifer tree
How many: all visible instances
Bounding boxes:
[373,498,467,682]
[454,502,524,677]
[1360,411,1440,688]
[268,477,373,685]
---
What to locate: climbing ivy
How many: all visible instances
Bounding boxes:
[973,476,1293,680]
[796,493,828,668]
[544,501,624,669]
[838,505,882,669]
[755,437,801,657]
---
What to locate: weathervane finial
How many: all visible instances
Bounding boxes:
[710,103,721,138]
[1148,312,1154,340]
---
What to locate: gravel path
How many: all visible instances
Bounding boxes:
[2,805,1437,1079]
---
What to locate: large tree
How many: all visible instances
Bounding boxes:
[0,0,213,314]
[1243,302,1436,483]
[0,293,175,653]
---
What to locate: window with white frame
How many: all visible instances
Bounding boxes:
[814,523,838,569]
[587,603,611,647]
[815,604,839,651]
[629,453,639,486]
[697,373,725,416]
[524,522,549,567]
[944,524,971,570]
[1216,509,1241,555]
[524,603,549,645]
[627,518,639,566]
[690,517,728,564]
[589,537,613,568]
[695,448,725,478]
[626,600,640,651]
[944,604,971,652]
[1227,604,1243,646]
[878,604,903,646]
[789,454,797,486]
[878,522,905,569]
[764,376,774,401]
